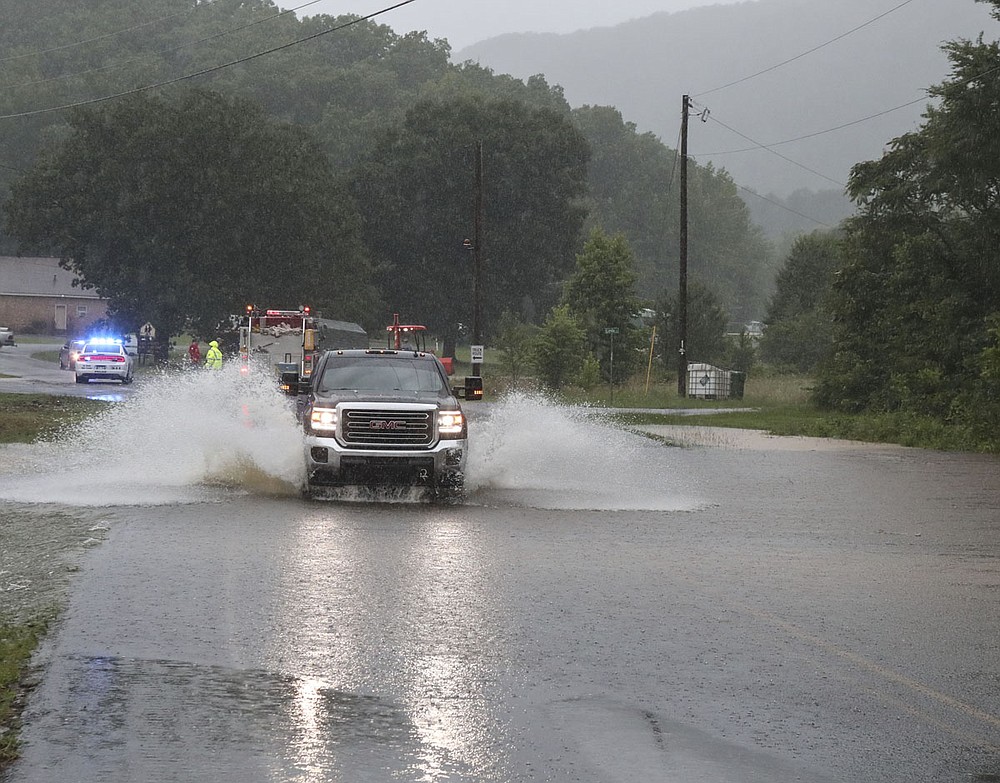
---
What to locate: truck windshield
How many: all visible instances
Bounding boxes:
[318,356,446,395]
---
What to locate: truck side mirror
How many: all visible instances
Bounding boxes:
[463,375,483,401]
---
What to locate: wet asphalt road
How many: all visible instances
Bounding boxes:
[2,344,1000,782]
[4,431,1000,782]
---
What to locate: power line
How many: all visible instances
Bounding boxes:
[692,53,1000,158]
[0,0,332,93]
[729,183,836,229]
[0,7,195,64]
[0,0,418,121]
[696,94,928,155]
[690,101,846,188]
[694,0,920,98]
[672,103,834,233]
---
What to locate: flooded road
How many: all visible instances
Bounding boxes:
[0,341,140,400]
[1,373,999,782]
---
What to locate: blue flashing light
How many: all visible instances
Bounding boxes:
[86,336,123,346]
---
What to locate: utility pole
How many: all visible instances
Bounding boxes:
[472,139,484,378]
[678,95,690,398]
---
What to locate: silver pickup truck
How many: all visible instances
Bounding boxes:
[302,349,468,501]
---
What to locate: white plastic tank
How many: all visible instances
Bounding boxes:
[687,362,731,399]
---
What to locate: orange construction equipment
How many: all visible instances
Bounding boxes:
[386,313,454,374]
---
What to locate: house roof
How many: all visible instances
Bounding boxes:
[0,256,104,299]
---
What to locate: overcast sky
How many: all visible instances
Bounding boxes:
[288,0,748,51]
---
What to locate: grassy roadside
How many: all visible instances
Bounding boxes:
[610,404,990,452]
[549,372,996,453]
[0,393,106,444]
[0,393,107,766]
[0,619,50,763]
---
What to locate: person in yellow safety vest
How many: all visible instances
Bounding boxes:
[205,340,223,370]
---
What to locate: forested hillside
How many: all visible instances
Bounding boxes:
[1,0,776,337]
[458,0,995,227]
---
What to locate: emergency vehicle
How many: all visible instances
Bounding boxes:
[239,306,319,393]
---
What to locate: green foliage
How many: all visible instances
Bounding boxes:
[532,304,587,389]
[948,313,1000,445]
[0,2,785,349]
[494,311,539,385]
[574,354,603,390]
[759,231,842,372]
[352,95,589,338]
[724,331,757,375]
[815,16,1000,426]
[688,164,777,323]
[572,106,776,321]
[562,228,643,382]
[4,90,377,337]
[655,281,729,370]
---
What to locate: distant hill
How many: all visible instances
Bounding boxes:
[458,0,996,203]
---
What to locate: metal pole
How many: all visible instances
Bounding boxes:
[678,95,689,398]
[609,330,615,406]
[645,324,656,396]
[472,139,484,377]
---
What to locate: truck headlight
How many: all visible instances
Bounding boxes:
[309,407,338,432]
[438,410,465,438]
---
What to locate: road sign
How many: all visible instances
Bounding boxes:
[470,344,484,363]
[604,327,619,335]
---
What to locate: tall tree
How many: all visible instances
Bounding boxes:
[531,304,587,390]
[572,105,776,321]
[4,89,375,339]
[562,228,642,382]
[351,95,589,339]
[655,281,728,371]
[815,1,1000,415]
[759,231,842,372]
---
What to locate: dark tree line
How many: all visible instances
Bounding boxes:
[1,0,777,342]
[813,0,1000,440]
[4,91,375,340]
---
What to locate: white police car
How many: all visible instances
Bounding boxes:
[74,338,135,384]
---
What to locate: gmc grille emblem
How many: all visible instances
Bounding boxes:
[370,419,403,430]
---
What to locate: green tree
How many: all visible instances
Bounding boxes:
[572,105,776,321]
[815,2,1000,417]
[4,89,375,340]
[562,228,642,383]
[352,95,589,339]
[532,305,587,390]
[0,4,455,246]
[494,310,539,386]
[655,281,728,371]
[759,231,842,372]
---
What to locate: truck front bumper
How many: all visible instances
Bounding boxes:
[304,436,466,488]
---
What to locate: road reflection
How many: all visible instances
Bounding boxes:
[275,507,507,781]
[408,517,497,780]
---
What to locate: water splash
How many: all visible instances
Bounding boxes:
[0,383,704,512]
[466,392,704,512]
[0,367,305,506]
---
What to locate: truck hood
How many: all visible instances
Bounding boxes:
[313,390,458,408]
